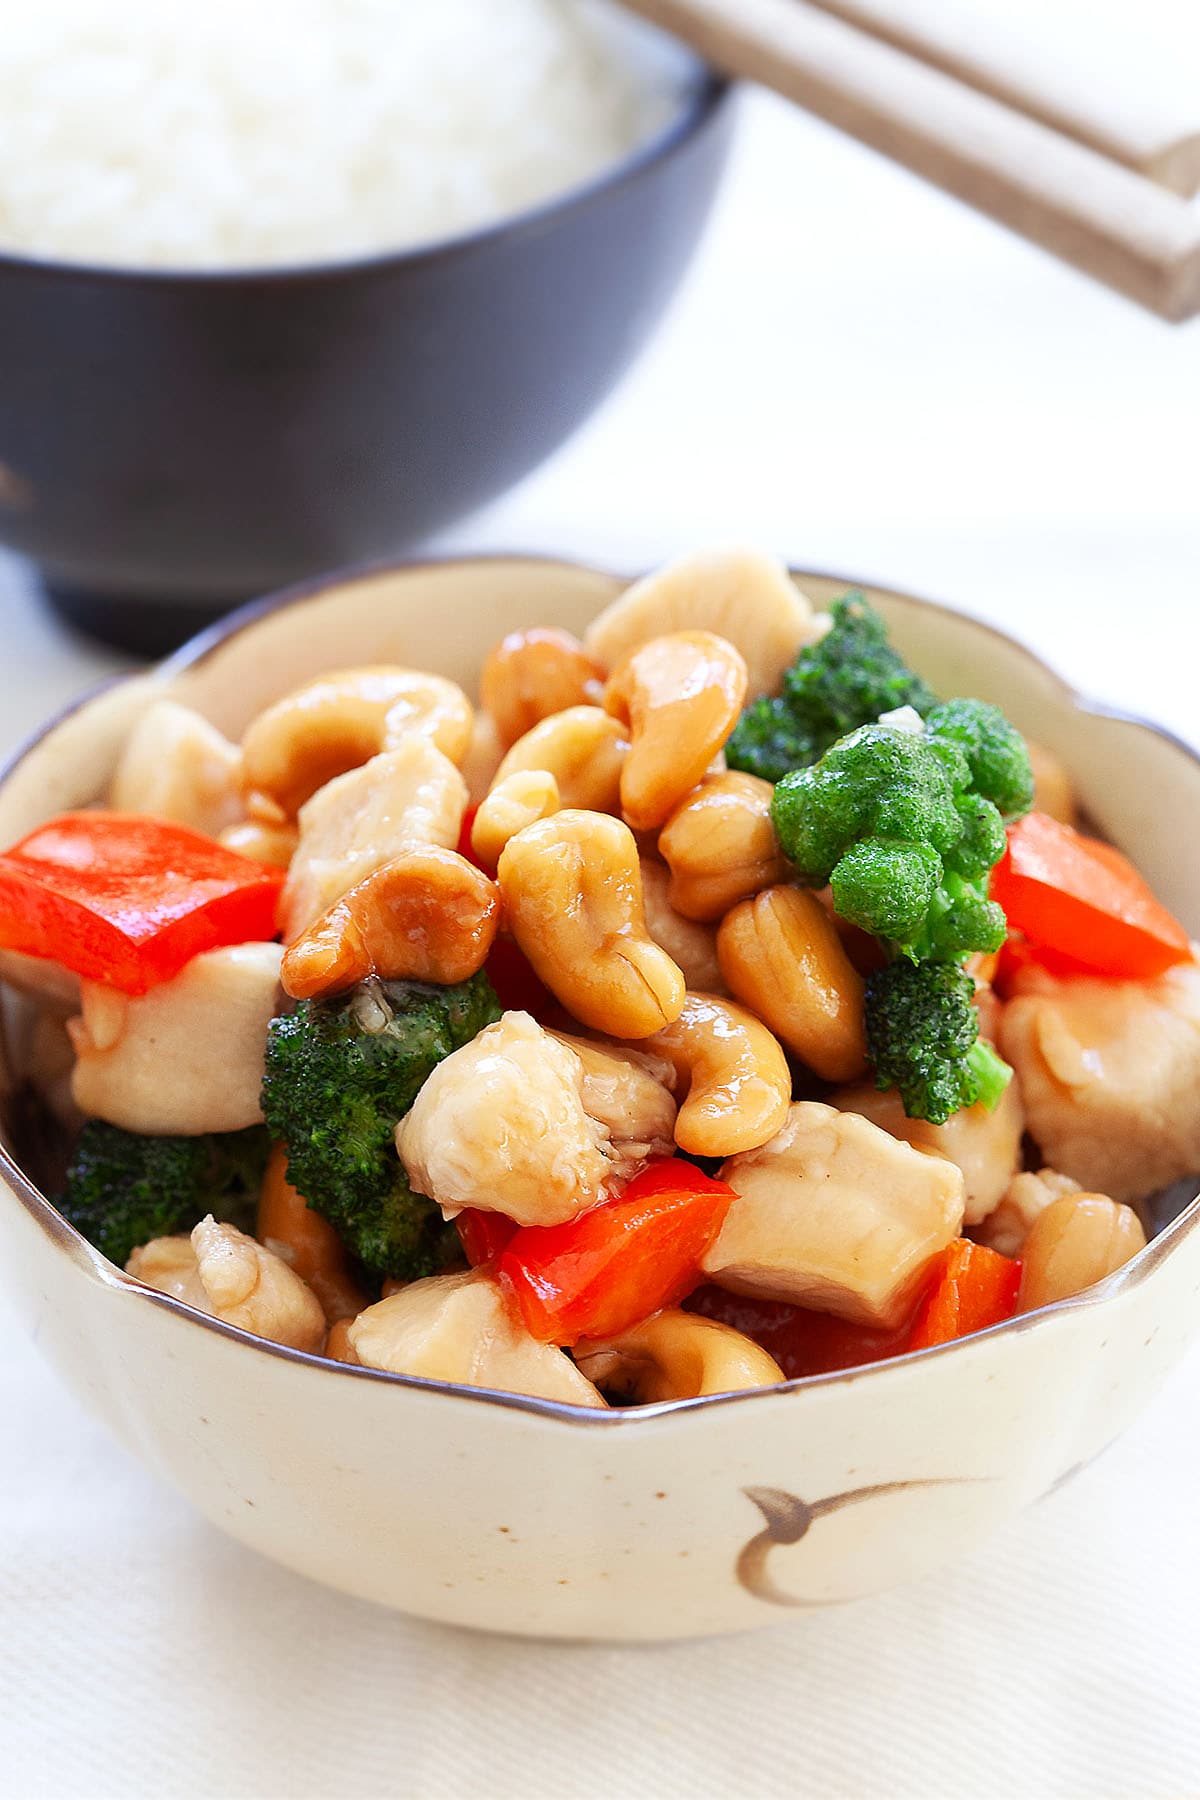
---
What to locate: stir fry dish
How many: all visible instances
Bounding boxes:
[4,550,1196,1409]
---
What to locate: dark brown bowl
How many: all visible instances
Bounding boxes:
[0,48,732,654]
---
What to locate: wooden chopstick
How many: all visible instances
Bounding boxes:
[620,0,1200,320]
[803,0,1200,199]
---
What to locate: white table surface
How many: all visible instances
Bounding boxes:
[2,89,1199,1800]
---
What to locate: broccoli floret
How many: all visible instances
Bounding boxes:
[770,709,1029,960]
[58,1121,269,1268]
[924,698,1035,819]
[725,591,938,781]
[864,959,1012,1125]
[260,971,500,1281]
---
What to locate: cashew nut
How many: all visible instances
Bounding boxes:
[1018,1193,1146,1312]
[642,992,791,1158]
[349,1268,607,1407]
[241,665,474,816]
[471,769,560,870]
[279,737,467,940]
[584,548,820,700]
[219,819,298,868]
[257,1144,370,1323]
[69,942,283,1135]
[639,858,725,993]
[658,771,790,922]
[575,1310,785,1402]
[497,810,686,1039]
[396,1011,624,1227]
[977,1167,1081,1258]
[718,886,867,1083]
[324,1317,361,1364]
[110,698,244,837]
[127,1217,326,1353]
[604,631,748,831]
[458,708,507,806]
[480,626,605,747]
[707,1102,965,1329]
[492,705,628,813]
[1027,738,1077,826]
[282,847,500,998]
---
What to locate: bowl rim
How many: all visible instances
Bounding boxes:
[0,55,729,288]
[2,550,1198,1427]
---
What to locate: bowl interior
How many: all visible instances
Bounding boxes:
[1,555,1198,1253]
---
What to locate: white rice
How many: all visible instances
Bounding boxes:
[0,0,678,270]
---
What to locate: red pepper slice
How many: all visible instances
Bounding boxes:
[497,1159,735,1346]
[456,1208,518,1268]
[483,936,554,1020]
[456,804,481,865]
[991,812,1191,981]
[0,811,284,994]
[685,1285,913,1378]
[993,932,1099,995]
[905,1239,1021,1351]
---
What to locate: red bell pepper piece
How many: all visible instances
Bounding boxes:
[904,1239,1021,1351]
[456,1208,518,1268]
[993,932,1098,995]
[483,936,554,1019]
[0,811,284,994]
[497,1159,735,1346]
[991,812,1191,981]
[685,1284,913,1379]
[456,805,481,865]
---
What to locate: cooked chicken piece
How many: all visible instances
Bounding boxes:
[977,1167,1081,1258]
[349,1269,606,1407]
[280,738,466,940]
[127,1217,325,1352]
[583,548,822,700]
[706,1101,964,1329]
[109,699,244,837]
[998,957,1200,1202]
[547,1030,677,1171]
[830,1077,1024,1225]
[397,1011,629,1227]
[69,942,283,1135]
[639,858,726,993]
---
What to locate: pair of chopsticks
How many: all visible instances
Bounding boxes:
[619,0,1200,320]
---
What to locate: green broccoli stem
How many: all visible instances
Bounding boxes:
[967,1038,1013,1113]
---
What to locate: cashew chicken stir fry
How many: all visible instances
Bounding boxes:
[6,549,1195,1407]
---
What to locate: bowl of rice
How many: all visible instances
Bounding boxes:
[0,0,731,650]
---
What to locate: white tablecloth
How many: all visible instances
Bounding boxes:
[2,90,1199,1800]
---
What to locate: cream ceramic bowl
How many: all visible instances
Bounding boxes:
[1,558,1198,1642]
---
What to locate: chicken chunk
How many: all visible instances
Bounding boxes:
[999,958,1200,1203]
[397,1011,635,1227]
[280,738,466,940]
[547,1030,677,1173]
[830,1077,1024,1225]
[127,1217,325,1352]
[705,1101,964,1328]
[109,699,244,837]
[69,942,283,1135]
[348,1268,606,1407]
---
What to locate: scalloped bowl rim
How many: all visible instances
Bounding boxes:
[2,552,1197,1427]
